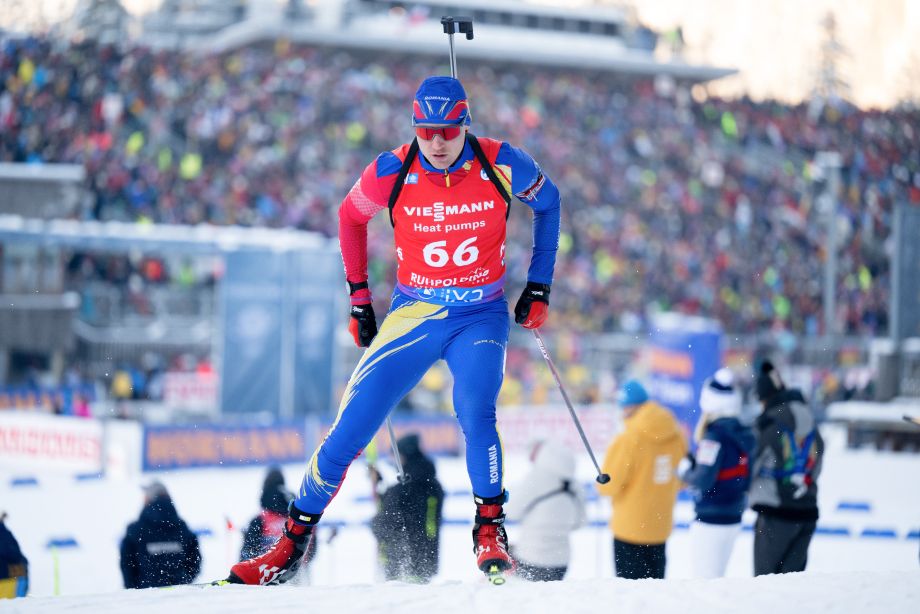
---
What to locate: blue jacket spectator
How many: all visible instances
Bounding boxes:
[679,368,756,578]
[0,513,28,599]
[681,369,756,524]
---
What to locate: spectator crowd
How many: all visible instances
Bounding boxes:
[2,36,918,341]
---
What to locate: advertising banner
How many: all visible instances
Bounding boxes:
[893,204,920,340]
[645,313,722,433]
[292,250,341,418]
[326,408,617,459]
[163,372,218,411]
[496,406,616,456]
[219,251,285,416]
[0,412,103,473]
[143,423,307,470]
[219,247,340,418]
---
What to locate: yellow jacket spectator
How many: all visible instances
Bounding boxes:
[596,379,687,579]
[111,369,133,400]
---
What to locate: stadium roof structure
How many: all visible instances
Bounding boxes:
[184,1,735,83]
[0,214,329,255]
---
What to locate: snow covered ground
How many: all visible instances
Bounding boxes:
[3,570,919,614]
[1,424,918,612]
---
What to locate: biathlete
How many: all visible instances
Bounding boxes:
[227,75,562,584]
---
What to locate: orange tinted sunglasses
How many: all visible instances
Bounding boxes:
[415,125,463,141]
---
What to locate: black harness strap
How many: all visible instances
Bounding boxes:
[387,134,512,228]
[519,480,576,520]
[388,137,420,227]
[466,133,512,213]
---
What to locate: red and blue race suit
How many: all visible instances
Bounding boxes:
[294,136,561,514]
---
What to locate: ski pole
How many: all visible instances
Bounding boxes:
[385,416,409,483]
[440,16,474,79]
[531,328,610,484]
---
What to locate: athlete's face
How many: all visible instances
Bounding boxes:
[415,124,467,170]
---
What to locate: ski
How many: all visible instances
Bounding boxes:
[158,579,232,590]
[484,564,507,585]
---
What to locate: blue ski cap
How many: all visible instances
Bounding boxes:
[616,379,649,408]
[412,76,471,126]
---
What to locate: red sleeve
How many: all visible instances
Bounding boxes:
[338,159,397,304]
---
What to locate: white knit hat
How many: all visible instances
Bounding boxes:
[699,367,742,418]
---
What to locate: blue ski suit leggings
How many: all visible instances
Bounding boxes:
[294,291,509,514]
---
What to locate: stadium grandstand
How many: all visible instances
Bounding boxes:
[187,0,732,79]
[1,0,918,421]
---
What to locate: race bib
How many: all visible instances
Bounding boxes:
[653,454,673,484]
[697,439,722,466]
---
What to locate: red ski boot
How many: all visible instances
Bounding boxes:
[472,494,513,582]
[227,507,320,585]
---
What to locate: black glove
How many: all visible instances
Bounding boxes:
[514,282,551,329]
[677,452,696,480]
[348,303,377,348]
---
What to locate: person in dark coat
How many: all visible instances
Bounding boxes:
[240,467,318,567]
[749,360,825,576]
[240,467,292,561]
[679,368,756,578]
[0,512,28,599]
[120,481,201,588]
[370,433,444,583]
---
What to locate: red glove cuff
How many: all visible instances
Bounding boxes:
[521,301,548,329]
[349,287,372,306]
